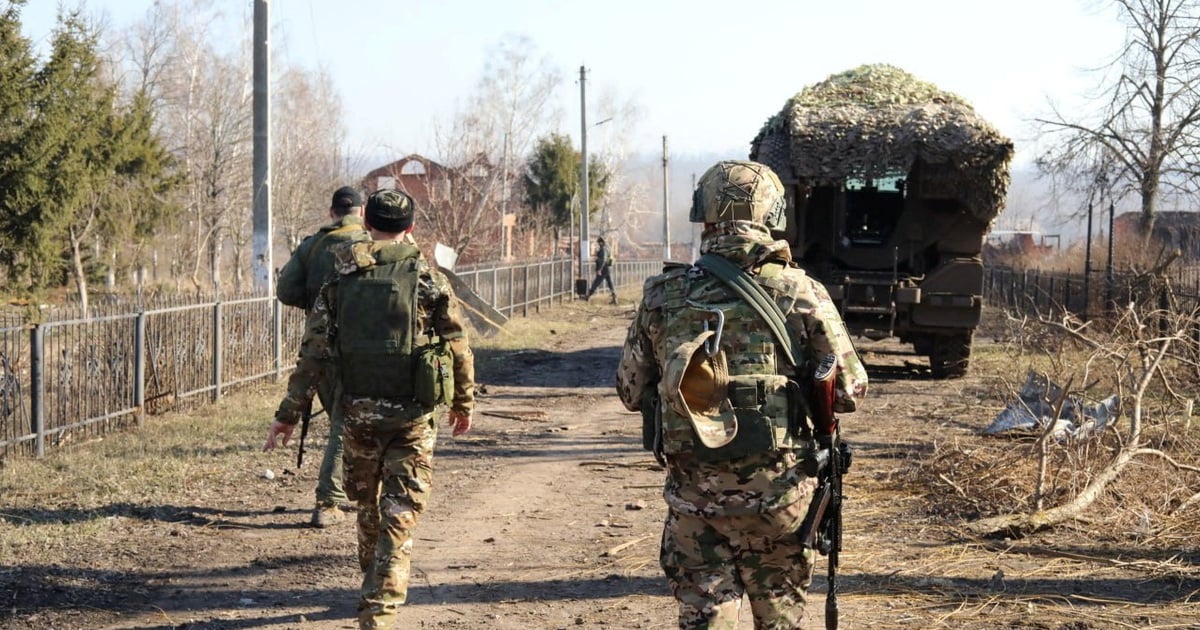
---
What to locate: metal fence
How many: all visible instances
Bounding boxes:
[984,264,1200,320]
[0,257,662,458]
[451,258,660,317]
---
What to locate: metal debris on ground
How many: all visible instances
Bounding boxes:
[983,371,1119,441]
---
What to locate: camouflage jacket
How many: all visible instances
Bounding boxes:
[320,236,476,415]
[616,221,868,517]
[276,214,368,311]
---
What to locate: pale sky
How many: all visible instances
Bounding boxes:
[20,0,1125,170]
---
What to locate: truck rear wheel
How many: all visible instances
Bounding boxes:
[929,332,972,379]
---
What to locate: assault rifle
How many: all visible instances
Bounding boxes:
[296,402,326,469]
[798,354,851,630]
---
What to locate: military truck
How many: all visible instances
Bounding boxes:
[750,64,1013,377]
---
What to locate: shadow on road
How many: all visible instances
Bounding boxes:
[474,346,623,389]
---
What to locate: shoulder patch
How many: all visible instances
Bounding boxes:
[334,241,377,275]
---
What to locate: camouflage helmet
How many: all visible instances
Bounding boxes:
[689,160,787,230]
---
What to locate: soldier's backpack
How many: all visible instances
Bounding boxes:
[332,241,454,408]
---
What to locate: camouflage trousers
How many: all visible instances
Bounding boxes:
[341,397,438,630]
[275,357,348,506]
[660,500,814,630]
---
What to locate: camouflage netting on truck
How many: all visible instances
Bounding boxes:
[750,64,1014,225]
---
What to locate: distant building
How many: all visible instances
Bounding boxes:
[361,154,451,209]
[1113,211,1200,260]
[983,230,1058,263]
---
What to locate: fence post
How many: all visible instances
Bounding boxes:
[135,312,146,427]
[1021,269,1028,313]
[213,301,223,402]
[523,265,530,317]
[1063,276,1072,315]
[508,267,515,317]
[30,323,45,458]
[535,263,543,313]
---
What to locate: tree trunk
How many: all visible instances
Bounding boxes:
[68,227,90,318]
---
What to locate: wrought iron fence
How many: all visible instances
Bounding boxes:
[0,257,662,458]
[984,265,1200,320]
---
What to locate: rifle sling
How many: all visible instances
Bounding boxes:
[694,253,801,370]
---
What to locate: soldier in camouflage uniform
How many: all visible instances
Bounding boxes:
[616,160,868,629]
[269,188,475,630]
[272,186,370,528]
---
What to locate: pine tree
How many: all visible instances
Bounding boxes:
[0,0,41,282]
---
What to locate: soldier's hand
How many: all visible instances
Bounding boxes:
[447,409,472,437]
[263,420,296,452]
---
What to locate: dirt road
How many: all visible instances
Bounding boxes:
[3,300,1199,629]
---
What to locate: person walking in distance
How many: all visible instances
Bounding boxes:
[585,236,616,304]
[272,186,370,528]
[616,160,868,628]
[267,188,475,629]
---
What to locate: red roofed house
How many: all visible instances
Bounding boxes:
[361,154,451,208]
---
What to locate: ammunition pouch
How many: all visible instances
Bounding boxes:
[640,387,665,465]
[414,341,455,409]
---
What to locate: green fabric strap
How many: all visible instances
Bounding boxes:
[695,253,800,370]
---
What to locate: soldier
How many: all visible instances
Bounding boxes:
[616,160,868,629]
[585,236,616,304]
[272,186,370,528]
[268,188,475,629]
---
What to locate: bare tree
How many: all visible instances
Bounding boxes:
[1035,0,1200,238]
[425,36,563,262]
[588,87,645,254]
[120,3,249,294]
[120,0,225,291]
[272,66,346,253]
[182,52,253,293]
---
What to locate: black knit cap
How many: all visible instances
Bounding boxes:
[331,186,363,209]
[365,189,416,232]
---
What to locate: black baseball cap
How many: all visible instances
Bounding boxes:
[331,186,364,209]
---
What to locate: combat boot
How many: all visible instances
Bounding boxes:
[310,503,345,528]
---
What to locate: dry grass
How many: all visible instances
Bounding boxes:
[0,301,616,564]
[895,307,1200,564]
[0,385,280,559]
[470,299,619,352]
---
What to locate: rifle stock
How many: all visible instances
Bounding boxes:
[811,354,838,434]
[799,354,846,630]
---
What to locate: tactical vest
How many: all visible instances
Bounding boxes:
[333,242,427,400]
[655,264,806,461]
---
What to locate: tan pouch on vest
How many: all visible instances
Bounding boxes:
[663,330,737,449]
